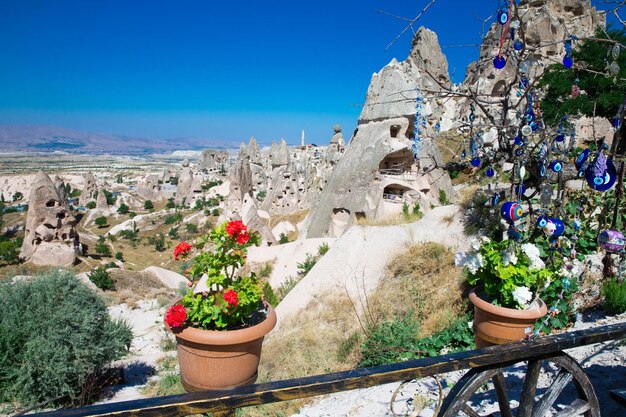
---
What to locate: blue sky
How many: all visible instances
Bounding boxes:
[0,1,617,146]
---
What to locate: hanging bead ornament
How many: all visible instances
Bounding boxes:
[563,37,574,69]
[493,0,513,69]
[598,230,626,253]
[584,149,617,191]
[412,91,424,159]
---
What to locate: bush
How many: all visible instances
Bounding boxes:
[128,211,137,219]
[0,269,132,407]
[168,227,179,240]
[186,223,198,234]
[88,266,115,291]
[94,216,108,228]
[0,240,19,264]
[279,233,289,244]
[117,203,129,215]
[297,253,317,276]
[165,198,176,209]
[439,189,450,205]
[115,251,124,261]
[211,208,219,216]
[603,279,626,314]
[86,201,96,209]
[94,237,111,257]
[144,200,154,210]
[318,242,329,256]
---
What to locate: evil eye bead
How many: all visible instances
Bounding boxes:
[493,55,507,69]
[598,229,626,253]
[513,39,524,51]
[555,133,565,142]
[563,55,573,68]
[536,215,549,228]
[585,158,617,191]
[471,157,481,167]
[515,148,525,156]
[550,218,565,237]
[498,9,509,25]
[537,164,546,177]
[515,184,526,195]
[514,135,524,146]
[526,112,535,122]
[486,167,495,177]
[549,160,563,172]
[521,125,533,136]
[500,201,524,223]
[491,192,500,206]
[575,149,590,170]
[543,220,557,237]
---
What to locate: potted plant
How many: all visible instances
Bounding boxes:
[164,220,276,391]
[455,237,562,347]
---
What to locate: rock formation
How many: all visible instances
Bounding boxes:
[136,174,162,202]
[306,27,455,238]
[227,156,277,245]
[79,172,98,206]
[96,187,109,213]
[175,168,204,206]
[20,171,80,266]
[199,149,229,172]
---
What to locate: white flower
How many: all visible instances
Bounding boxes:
[454,252,470,267]
[465,253,484,275]
[469,237,482,251]
[480,236,492,244]
[521,243,545,270]
[509,252,518,265]
[512,286,533,308]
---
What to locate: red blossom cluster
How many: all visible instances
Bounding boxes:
[225,220,250,244]
[223,289,239,307]
[174,242,192,261]
[165,304,187,328]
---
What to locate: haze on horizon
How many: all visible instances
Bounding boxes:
[0,0,616,147]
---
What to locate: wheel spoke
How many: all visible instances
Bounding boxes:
[461,403,483,417]
[517,360,542,417]
[532,369,573,416]
[552,399,591,417]
[492,372,514,417]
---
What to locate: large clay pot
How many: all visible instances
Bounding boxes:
[167,304,277,391]
[469,288,547,349]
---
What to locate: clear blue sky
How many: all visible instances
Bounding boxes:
[0,1,617,146]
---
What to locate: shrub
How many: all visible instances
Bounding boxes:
[86,201,96,209]
[259,263,273,278]
[117,203,129,215]
[256,191,267,202]
[439,189,450,205]
[297,253,317,276]
[211,208,219,216]
[128,211,137,219]
[0,240,19,264]
[0,270,132,407]
[603,279,626,314]
[88,266,115,291]
[150,233,166,252]
[144,200,154,210]
[279,233,289,244]
[115,251,124,261]
[94,216,108,228]
[168,227,179,240]
[262,281,278,307]
[186,223,198,234]
[318,242,330,256]
[165,198,176,209]
[94,237,111,257]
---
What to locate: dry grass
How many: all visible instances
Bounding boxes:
[104,269,176,306]
[355,212,421,227]
[366,242,467,338]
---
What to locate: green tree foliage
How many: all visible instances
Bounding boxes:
[117,203,129,215]
[540,27,626,126]
[0,241,19,264]
[95,236,111,257]
[165,198,176,209]
[115,251,124,261]
[86,201,96,209]
[94,216,108,228]
[149,233,166,252]
[88,266,115,291]
[185,223,198,234]
[144,200,154,210]
[0,270,132,406]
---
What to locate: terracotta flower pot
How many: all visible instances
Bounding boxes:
[166,304,277,391]
[469,288,547,349]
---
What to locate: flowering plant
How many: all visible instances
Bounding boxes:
[455,237,557,309]
[165,220,266,331]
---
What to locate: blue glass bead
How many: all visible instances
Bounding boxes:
[486,167,495,177]
[470,157,481,167]
[563,55,573,68]
[513,39,524,51]
[493,55,507,69]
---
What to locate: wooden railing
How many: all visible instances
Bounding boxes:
[30,323,626,417]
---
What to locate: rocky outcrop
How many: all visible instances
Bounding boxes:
[199,149,229,172]
[306,27,455,238]
[79,172,98,206]
[96,187,109,213]
[136,174,161,202]
[20,171,79,266]
[270,139,290,168]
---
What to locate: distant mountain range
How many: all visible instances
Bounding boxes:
[0,125,242,155]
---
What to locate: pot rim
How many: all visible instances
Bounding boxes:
[469,287,547,319]
[166,302,277,345]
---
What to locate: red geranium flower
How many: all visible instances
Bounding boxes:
[237,231,250,245]
[225,220,246,239]
[174,242,192,261]
[223,290,239,307]
[165,304,187,328]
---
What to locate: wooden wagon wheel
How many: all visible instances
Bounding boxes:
[437,352,600,417]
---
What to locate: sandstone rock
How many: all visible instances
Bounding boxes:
[270,139,290,168]
[199,149,229,172]
[136,174,161,202]
[96,187,109,212]
[79,172,98,206]
[20,171,79,266]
